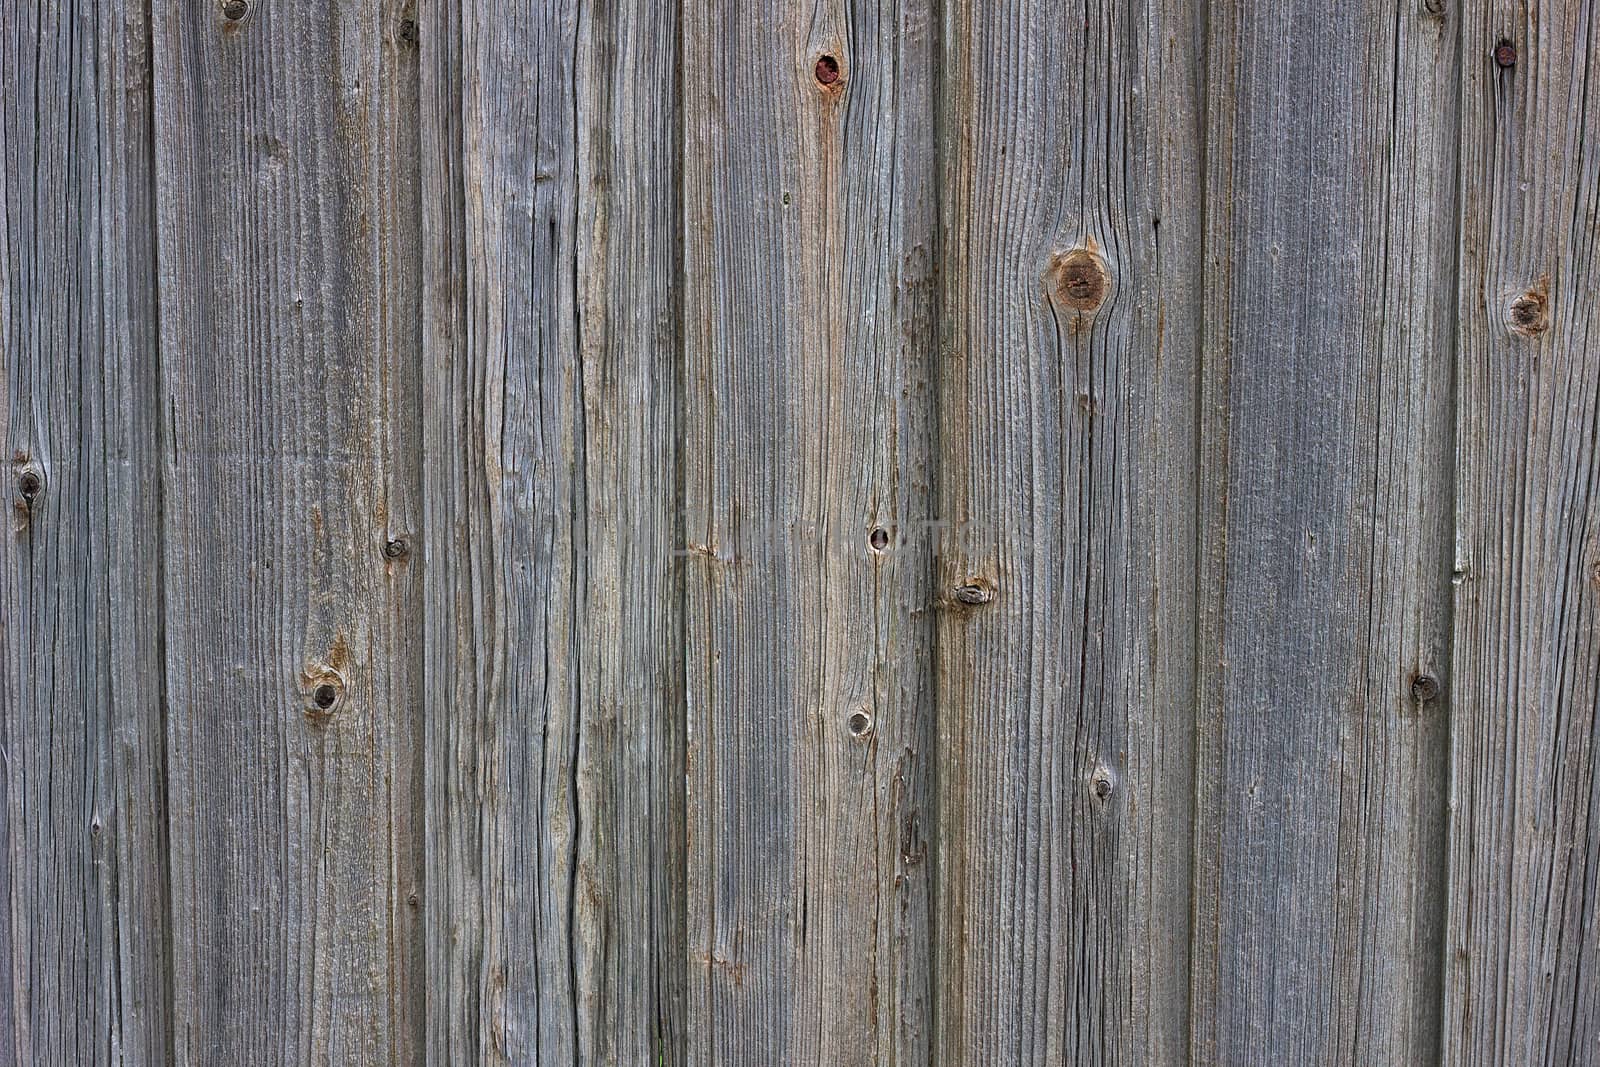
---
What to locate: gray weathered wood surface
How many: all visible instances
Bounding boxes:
[2,0,1598,1063]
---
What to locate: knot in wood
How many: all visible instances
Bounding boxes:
[847,710,873,738]
[1507,290,1547,336]
[868,526,891,552]
[16,467,42,502]
[1050,247,1109,312]
[814,55,841,86]
[1090,766,1116,801]
[383,537,410,560]
[302,666,346,722]
[1410,671,1440,704]
[953,579,994,606]
[221,0,250,21]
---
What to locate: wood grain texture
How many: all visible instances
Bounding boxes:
[417,0,681,1062]
[14,1,1600,1061]
[150,0,422,1061]
[1189,0,1459,1061]
[681,1,937,1062]
[0,1,172,1063]
[932,1,1204,1063]
[1444,5,1600,1063]
[573,1,686,1060]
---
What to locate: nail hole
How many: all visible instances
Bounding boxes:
[17,468,42,501]
[1410,672,1440,704]
[384,538,409,560]
[847,711,873,738]
[1494,39,1516,68]
[868,526,890,552]
[221,0,250,21]
[312,683,339,710]
[814,55,841,85]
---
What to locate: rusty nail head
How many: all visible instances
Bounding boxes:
[1494,39,1516,68]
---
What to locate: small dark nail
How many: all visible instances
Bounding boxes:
[815,55,841,85]
[384,538,409,560]
[953,580,994,606]
[847,710,873,738]
[1494,39,1516,68]
[1411,672,1441,704]
[17,468,42,501]
[868,526,890,552]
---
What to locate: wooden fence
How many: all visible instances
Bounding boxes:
[2,0,1597,1063]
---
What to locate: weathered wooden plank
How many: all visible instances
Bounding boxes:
[572,2,686,1061]
[932,1,1203,1062]
[0,2,171,1063]
[418,1,682,1061]
[150,1,422,1061]
[681,2,938,1061]
[1189,0,1459,1061]
[1444,10,1600,1064]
